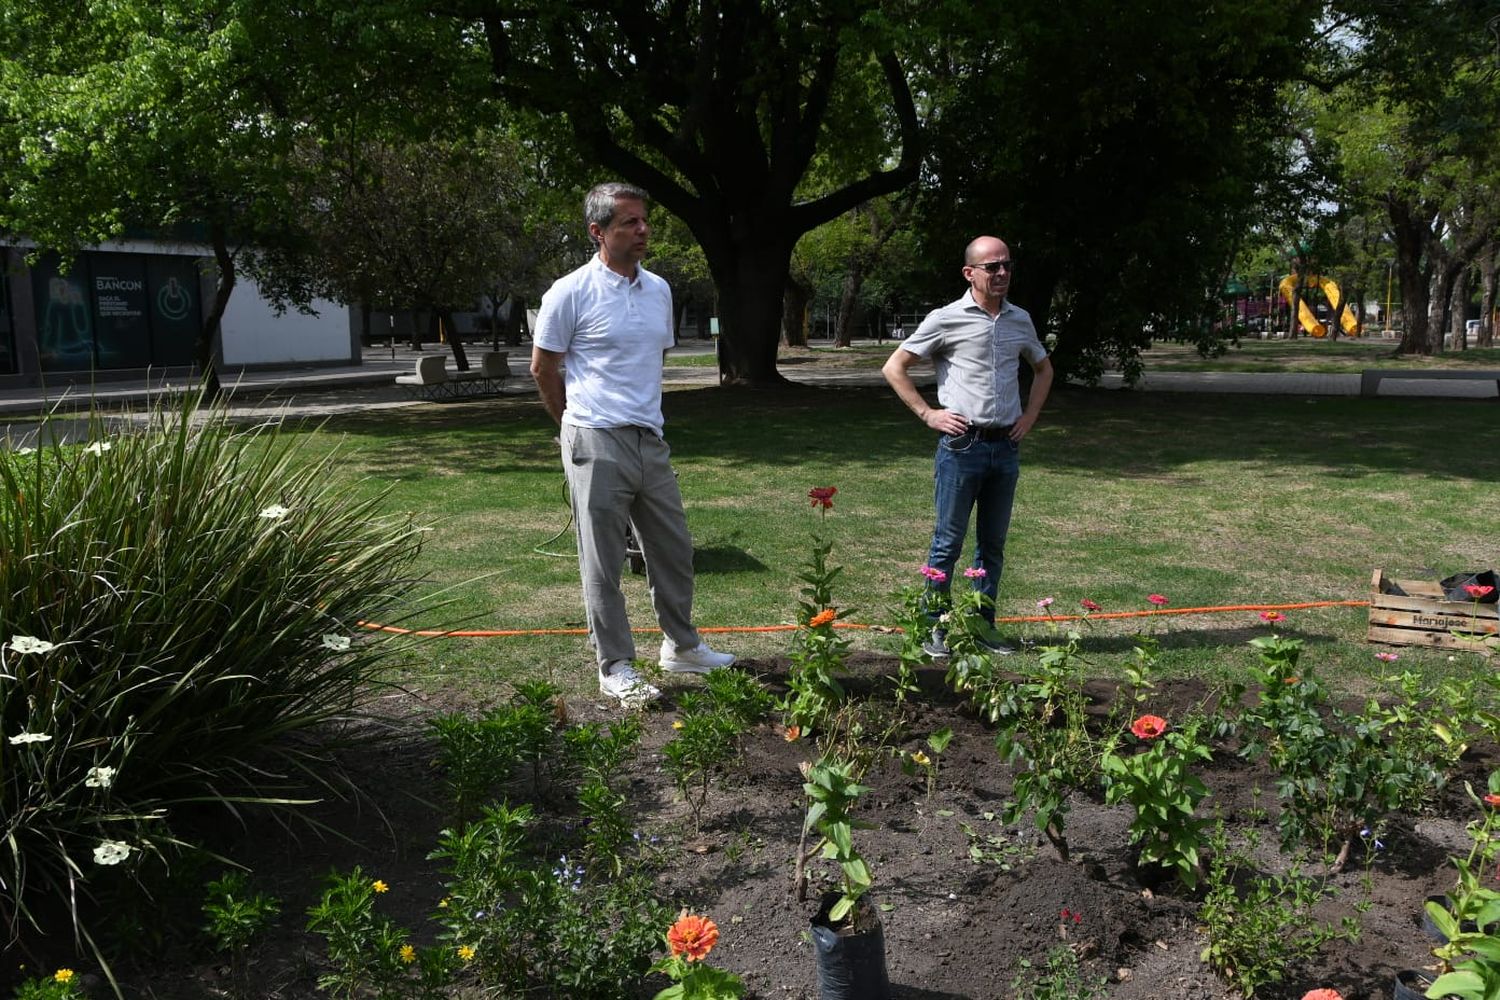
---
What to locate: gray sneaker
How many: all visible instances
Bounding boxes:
[658,640,736,674]
[599,661,660,705]
[921,634,950,659]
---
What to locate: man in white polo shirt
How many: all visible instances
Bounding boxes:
[882,235,1053,655]
[530,182,735,705]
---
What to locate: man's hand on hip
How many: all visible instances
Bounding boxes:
[1009,414,1037,441]
[924,408,969,436]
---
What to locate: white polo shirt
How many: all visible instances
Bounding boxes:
[533,256,675,437]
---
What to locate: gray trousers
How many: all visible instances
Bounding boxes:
[561,424,701,671]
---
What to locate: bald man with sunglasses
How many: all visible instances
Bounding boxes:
[882,236,1053,656]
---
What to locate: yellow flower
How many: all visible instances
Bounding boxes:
[438,897,450,908]
[911,751,931,767]
[399,944,416,964]
[54,969,75,984]
[372,879,389,893]
[457,944,476,962]
[672,720,684,729]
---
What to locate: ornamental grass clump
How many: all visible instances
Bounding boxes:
[0,394,426,959]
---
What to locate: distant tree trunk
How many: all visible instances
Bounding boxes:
[782,280,810,347]
[1451,269,1470,350]
[1390,198,1435,355]
[439,309,469,369]
[200,223,233,402]
[409,310,423,352]
[360,302,373,344]
[834,258,865,348]
[1480,240,1497,348]
[710,240,795,386]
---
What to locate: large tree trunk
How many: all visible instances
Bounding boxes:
[706,238,795,386]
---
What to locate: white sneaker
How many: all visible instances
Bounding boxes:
[598,661,660,705]
[658,639,736,674]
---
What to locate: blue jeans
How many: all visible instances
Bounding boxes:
[926,432,1021,624]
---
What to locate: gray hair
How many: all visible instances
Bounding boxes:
[585,182,650,238]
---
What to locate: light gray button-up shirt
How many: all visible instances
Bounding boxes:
[900,293,1048,427]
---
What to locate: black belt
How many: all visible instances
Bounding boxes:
[967,424,1013,441]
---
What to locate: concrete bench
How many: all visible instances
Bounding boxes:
[394,352,509,401]
[1360,368,1500,398]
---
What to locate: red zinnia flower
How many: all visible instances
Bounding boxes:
[1484,793,1500,808]
[1259,611,1285,623]
[1301,990,1343,1000]
[667,914,719,961]
[809,608,837,628]
[808,486,837,510]
[1465,584,1495,599]
[1080,598,1102,612]
[1147,594,1168,607]
[1131,715,1167,740]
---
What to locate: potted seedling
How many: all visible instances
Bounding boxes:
[794,757,889,1000]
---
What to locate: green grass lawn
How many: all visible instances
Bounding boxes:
[1139,337,1500,372]
[289,379,1500,705]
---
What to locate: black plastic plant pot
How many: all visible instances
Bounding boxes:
[1394,969,1443,1000]
[810,892,891,1000]
[1421,895,1478,944]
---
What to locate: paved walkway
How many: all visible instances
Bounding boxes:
[2,339,1494,438]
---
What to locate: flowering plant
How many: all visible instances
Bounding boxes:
[1425,772,1500,1000]
[1101,713,1211,887]
[784,488,853,728]
[650,913,745,999]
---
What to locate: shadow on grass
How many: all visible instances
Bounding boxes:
[304,379,1500,485]
[693,543,769,574]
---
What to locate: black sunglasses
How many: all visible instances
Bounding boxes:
[968,260,1014,274]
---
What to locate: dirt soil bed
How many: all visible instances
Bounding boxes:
[108,653,1490,1000]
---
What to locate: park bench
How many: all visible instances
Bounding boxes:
[395,352,510,401]
[1359,368,1500,398]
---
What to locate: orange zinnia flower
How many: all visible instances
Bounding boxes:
[809,608,837,628]
[667,913,719,961]
[784,725,802,742]
[1484,793,1500,808]
[1131,715,1167,740]
[1301,990,1343,1000]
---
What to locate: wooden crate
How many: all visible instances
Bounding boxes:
[1368,568,1499,653]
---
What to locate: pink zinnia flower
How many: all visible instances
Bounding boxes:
[1147,594,1168,607]
[963,567,986,579]
[1374,651,1399,663]
[919,565,948,583]
[1259,611,1285,623]
[1036,596,1055,609]
[1131,715,1167,740]
[1465,583,1495,599]
[1080,598,1101,612]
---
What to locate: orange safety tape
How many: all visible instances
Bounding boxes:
[357,599,1372,639]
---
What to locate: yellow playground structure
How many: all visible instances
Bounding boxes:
[1277,273,1361,337]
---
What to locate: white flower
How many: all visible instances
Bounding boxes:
[16,446,35,456]
[85,766,117,788]
[7,732,53,745]
[83,441,112,456]
[321,634,352,652]
[8,635,56,655]
[259,504,291,520]
[92,840,132,865]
